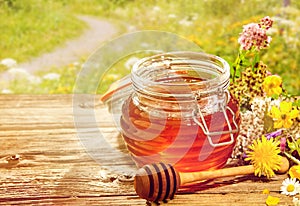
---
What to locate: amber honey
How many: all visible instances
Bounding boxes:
[121,80,240,173]
[119,52,240,173]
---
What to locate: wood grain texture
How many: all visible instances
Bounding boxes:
[0,95,293,205]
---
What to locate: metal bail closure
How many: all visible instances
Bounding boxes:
[192,92,239,147]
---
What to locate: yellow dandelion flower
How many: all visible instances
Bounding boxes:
[289,165,300,179]
[262,188,270,194]
[263,75,282,97]
[266,195,280,206]
[269,101,299,129]
[245,136,282,178]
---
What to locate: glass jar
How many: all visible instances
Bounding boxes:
[120,52,240,173]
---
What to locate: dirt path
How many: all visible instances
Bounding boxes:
[18,15,118,73]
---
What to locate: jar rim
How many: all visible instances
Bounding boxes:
[131,51,230,98]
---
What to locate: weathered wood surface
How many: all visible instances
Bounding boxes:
[0,95,294,205]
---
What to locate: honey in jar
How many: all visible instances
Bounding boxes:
[120,52,240,173]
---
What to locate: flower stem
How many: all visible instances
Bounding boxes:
[232,50,242,82]
[284,152,300,165]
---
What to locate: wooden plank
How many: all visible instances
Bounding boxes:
[0,193,293,206]
[0,95,293,205]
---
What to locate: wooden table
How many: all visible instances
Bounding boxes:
[0,95,294,205]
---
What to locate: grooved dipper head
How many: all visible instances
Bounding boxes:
[134,163,180,202]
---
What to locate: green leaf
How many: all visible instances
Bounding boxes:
[252,53,260,69]
[287,139,297,151]
[287,137,300,154]
[263,114,274,133]
[292,99,300,107]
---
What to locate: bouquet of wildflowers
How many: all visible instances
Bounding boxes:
[228,16,300,205]
[230,16,300,166]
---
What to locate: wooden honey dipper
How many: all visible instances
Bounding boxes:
[134,157,290,202]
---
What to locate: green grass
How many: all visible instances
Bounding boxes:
[0,0,299,95]
[0,0,86,62]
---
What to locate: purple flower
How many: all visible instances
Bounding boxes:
[265,129,283,139]
[238,23,272,51]
[265,129,285,152]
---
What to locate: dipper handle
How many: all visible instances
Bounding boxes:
[134,157,289,202]
[179,164,254,185]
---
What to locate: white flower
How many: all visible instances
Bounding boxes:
[153,6,160,12]
[281,178,300,196]
[273,16,295,27]
[1,58,17,68]
[1,89,12,94]
[293,197,300,206]
[7,68,31,78]
[27,75,41,84]
[269,98,281,108]
[168,14,177,19]
[266,27,278,35]
[73,62,80,67]
[178,19,193,26]
[43,73,60,81]
[7,68,41,84]
[124,57,140,70]
[191,13,198,21]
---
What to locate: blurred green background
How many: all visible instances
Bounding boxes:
[0,0,299,95]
